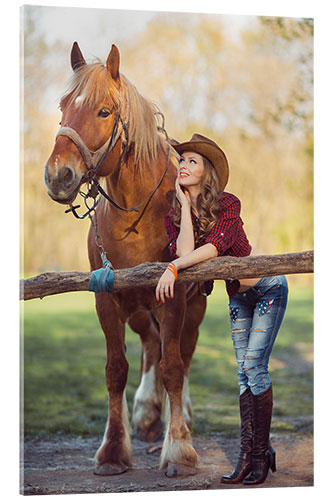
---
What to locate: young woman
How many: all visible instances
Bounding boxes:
[156,134,288,485]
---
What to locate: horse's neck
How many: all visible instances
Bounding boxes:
[97,141,174,264]
[105,141,171,211]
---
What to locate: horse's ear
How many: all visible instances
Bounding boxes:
[71,42,86,71]
[106,45,120,83]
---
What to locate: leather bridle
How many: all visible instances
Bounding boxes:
[56,108,171,219]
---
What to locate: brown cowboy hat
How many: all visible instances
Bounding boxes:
[171,133,229,190]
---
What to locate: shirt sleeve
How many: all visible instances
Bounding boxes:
[164,210,179,260]
[205,196,247,256]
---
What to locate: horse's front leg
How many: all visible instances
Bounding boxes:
[158,285,199,476]
[94,294,132,476]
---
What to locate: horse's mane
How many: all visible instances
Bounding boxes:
[61,62,164,168]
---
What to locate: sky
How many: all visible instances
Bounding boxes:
[25,4,257,65]
[36,6,157,56]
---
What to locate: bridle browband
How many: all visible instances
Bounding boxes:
[56,108,171,219]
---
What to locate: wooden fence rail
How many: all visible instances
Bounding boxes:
[20,250,313,301]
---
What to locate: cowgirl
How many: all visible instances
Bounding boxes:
[155,134,288,485]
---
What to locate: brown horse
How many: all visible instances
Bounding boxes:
[44,42,207,476]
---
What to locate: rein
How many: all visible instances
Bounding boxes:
[58,109,170,219]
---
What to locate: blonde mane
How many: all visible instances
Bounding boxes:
[61,62,164,168]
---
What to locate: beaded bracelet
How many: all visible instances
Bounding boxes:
[167,262,178,280]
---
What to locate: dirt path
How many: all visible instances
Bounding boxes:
[22,434,313,495]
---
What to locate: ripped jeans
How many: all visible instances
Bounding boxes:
[228,275,288,396]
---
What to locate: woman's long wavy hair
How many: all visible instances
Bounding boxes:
[172,155,222,243]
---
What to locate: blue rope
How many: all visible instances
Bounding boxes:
[89,255,115,293]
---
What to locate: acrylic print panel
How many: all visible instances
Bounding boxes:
[21,1,313,496]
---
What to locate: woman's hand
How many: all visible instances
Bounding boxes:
[155,268,176,303]
[175,177,191,208]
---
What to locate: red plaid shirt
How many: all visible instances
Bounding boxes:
[164,192,251,298]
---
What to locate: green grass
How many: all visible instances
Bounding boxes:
[22,282,313,439]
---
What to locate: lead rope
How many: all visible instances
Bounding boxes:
[87,199,116,294]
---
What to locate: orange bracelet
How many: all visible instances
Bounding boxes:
[167,262,178,280]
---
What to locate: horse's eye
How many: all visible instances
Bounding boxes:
[98,107,111,118]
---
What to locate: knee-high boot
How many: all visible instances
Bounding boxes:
[220,388,253,483]
[243,385,276,485]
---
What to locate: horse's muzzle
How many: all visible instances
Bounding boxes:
[45,163,82,205]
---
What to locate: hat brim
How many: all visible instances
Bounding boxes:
[173,140,229,190]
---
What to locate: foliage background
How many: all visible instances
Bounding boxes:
[21,6,313,275]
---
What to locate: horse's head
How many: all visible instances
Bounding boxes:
[44,42,123,205]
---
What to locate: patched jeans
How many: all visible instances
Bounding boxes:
[228,275,288,396]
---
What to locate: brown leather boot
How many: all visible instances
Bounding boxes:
[243,385,276,485]
[221,388,253,484]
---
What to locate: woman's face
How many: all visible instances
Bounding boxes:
[177,151,205,188]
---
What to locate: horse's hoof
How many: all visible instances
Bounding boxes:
[94,463,128,476]
[165,462,198,478]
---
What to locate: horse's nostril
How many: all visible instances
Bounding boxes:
[59,165,75,188]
